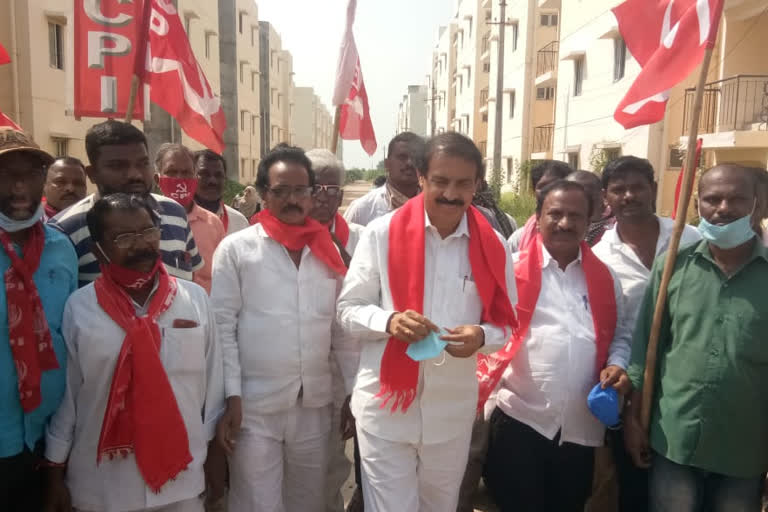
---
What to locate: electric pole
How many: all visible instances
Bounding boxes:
[490,0,507,199]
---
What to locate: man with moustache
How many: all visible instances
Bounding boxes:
[344,132,426,226]
[337,132,517,511]
[42,157,87,220]
[625,164,768,512]
[212,145,348,512]
[483,180,632,512]
[306,148,365,512]
[0,128,78,511]
[44,193,225,512]
[193,150,250,235]
[50,120,202,287]
[565,170,615,246]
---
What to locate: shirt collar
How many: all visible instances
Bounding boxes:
[541,243,583,270]
[186,203,203,221]
[694,236,768,264]
[424,209,469,239]
[603,215,667,246]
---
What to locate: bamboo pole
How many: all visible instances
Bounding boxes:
[125,0,153,123]
[640,47,715,433]
[125,75,140,123]
[331,105,342,156]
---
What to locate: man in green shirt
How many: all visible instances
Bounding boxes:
[625,163,768,512]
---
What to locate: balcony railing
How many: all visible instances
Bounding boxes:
[682,75,768,135]
[533,124,554,153]
[481,33,491,55]
[480,87,489,104]
[536,41,559,77]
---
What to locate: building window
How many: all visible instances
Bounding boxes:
[568,152,579,169]
[48,22,64,70]
[604,147,621,162]
[251,26,257,47]
[240,111,246,131]
[574,56,584,96]
[614,37,627,81]
[204,34,211,59]
[239,62,245,83]
[238,12,245,34]
[251,115,256,134]
[536,86,554,100]
[466,67,471,87]
[483,62,490,73]
[668,147,684,168]
[459,76,463,93]
[482,112,488,123]
[541,14,558,26]
[511,23,519,51]
[240,158,246,177]
[52,137,68,157]
[508,91,516,119]
[252,159,257,177]
[251,72,257,91]
[278,94,281,109]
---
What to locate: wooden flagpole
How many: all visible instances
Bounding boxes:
[331,105,342,156]
[640,46,715,432]
[125,0,153,123]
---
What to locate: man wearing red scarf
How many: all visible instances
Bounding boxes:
[0,128,77,511]
[212,145,347,512]
[336,133,517,512]
[42,157,87,221]
[44,193,225,512]
[482,181,632,512]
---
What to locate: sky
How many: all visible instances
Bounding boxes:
[255,0,455,169]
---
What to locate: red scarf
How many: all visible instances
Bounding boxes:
[476,234,617,410]
[42,200,58,220]
[257,209,347,276]
[381,194,517,412]
[516,215,538,249]
[333,213,350,247]
[95,264,192,492]
[219,204,229,232]
[0,223,59,412]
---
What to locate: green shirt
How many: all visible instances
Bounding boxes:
[628,238,768,478]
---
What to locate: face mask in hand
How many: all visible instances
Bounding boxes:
[698,199,756,249]
[406,329,449,362]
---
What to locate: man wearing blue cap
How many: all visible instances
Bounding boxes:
[483,180,632,512]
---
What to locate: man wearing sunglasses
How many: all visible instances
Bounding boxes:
[211,144,348,512]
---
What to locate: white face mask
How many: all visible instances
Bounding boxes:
[0,203,44,232]
[697,199,757,249]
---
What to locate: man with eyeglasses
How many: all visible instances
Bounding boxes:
[211,144,348,512]
[193,150,250,235]
[49,120,203,287]
[0,127,78,511]
[44,193,224,512]
[306,148,365,512]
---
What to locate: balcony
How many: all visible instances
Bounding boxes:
[532,124,554,156]
[681,75,768,149]
[536,41,559,85]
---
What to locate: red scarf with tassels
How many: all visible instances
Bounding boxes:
[476,234,617,410]
[95,264,192,492]
[380,194,517,412]
[333,213,350,247]
[0,223,59,413]
[257,209,347,276]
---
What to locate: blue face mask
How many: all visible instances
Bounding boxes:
[698,200,756,249]
[406,329,448,362]
[0,203,44,233]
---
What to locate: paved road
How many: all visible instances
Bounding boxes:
[339,180,371,215]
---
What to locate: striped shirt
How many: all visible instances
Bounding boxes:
[49,193,203,287]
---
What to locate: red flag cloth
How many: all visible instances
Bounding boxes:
[0,223,60,413]
[476,234,617,411]
[380,195,517,413]
[613,0,724,128]
[0,111,21,130]
[145,1,226,153]
[333,213,350,247]
[94,263,192,492]
[0,42,10,65]
[257,209,347,276]
[672,138,703,219]
[332,0,377,156]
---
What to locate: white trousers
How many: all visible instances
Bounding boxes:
[228,403,331,512]
[357,425,473,512]
[325,393,351,512]
[76,497,204,512]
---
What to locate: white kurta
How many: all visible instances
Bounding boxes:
[342,186,391,227]
[496,247,632,447]
[220,204,250,235]
[45,280,225,512]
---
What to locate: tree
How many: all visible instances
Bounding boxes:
[376,159,386,170]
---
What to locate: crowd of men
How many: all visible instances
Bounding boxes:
[0,119,766,512]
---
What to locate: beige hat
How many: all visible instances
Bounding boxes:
[0,127,55,165]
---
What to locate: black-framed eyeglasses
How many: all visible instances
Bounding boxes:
[314,184,342,197]
[267,186,314,200]
[113,227,162,249]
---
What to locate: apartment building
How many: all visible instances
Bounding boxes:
[429,24,458,136]
[293,86,336,152]
[397,85,428,136]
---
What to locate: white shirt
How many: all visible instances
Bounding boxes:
[592,216,701,332]
[220,204,250,235]
[211,223,344,413]
[496,246,632,447]
[45,280,225,512]
[337,211,517,445]
[343,186,392,226]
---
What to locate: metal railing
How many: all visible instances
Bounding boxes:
[533,124,554,153]
[536,41,559,77]
[682,75,768,134]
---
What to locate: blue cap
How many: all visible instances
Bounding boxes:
[587,383,620,428]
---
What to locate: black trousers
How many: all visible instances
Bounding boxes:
[0,447,45,512]
[610,428,649,512]
[483,407,595,512]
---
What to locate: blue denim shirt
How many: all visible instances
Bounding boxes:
[0,225,77,457]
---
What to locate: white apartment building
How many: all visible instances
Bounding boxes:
[429,24,458,136]
[293,86,335,152]
[397,85,428,136]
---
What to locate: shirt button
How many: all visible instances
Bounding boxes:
[711,349,718,356]
[716,316,724,323]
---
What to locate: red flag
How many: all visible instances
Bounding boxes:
[145,1,225,153]
[0,111,21,130]
[0,43,10,65]
[671,138,703,219]
[332,0,377,156]
[613,0,724,129]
